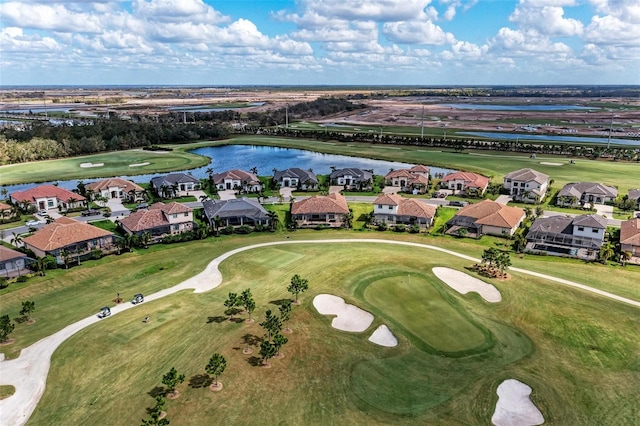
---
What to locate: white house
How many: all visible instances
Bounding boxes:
[557,182,617,207]
[86,178,146,202]
[273,168,318,190]
[10,185,86,212]
[525,214,607,260]
[503,168,549,203]
[213,169,262,193]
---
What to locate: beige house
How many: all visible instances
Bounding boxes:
[11,185,85,212]
[384,165,430,194]
[503,168,549,203]
[441,172,489,196]
[0,246,31,277]
[291,193,350,228]
[620,218,640,263]
[446,199,525,237]
[373,194,436,229]
[119,202,194,238]
[86,178,146,202]
[22,217,115,265]
[213,169,262,192]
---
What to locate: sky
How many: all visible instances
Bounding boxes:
[0,0,639,86]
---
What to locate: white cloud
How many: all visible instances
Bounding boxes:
[0,27,60,52]
[0,2,103,33]
[584,14,640,47]
[133,0,228,24]
[488,27,572,55]
[299,0,432,22]
[510,1,583,37]
[383,20,456,45]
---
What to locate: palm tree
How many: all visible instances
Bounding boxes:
[363,211,375,229]
[250,167,258,175]
[267,211,279,231]
[342,210,354,229]
[10,232,23,249]
[140,231,152,248]
[60,248,72,269]
[33,256,47,276]
[199,194,209,203]
[599,243,615,264]
[620,251,632,266]
[513,233,527,253]
[212,215,223,237]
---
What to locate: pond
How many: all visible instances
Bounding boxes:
[2,145,456,194]
[458,131,639,146]
[439,103,599,111]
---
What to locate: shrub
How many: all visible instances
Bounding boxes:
[16,275,28,283]
[90,249,103,260]
[392,224,406,233]
[377,222,388,231]
[221,225,234,235]
[0,277,8,289]
[409,225,421,234]
[235,225,253,234]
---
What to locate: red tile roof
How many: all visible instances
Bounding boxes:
[86,178,144,193]
[374,194,435,218]
[120,209,167,232]
[213,169,260,185]
[22,216,113,251]
[291,193,349,215]
[150,202,192,214]
[0,202,11,211]
[620,219,640,247]
[0,245,27,262]
[410,165,430,174]
[441,172,489,189]
[11,185,85,203]
[457,199,525,228]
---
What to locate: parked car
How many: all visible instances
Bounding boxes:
[81,209,100,216]
[449,201,469,207]
[38,210,49,216]
[97,306,111,318]
[131,293,144,304]
[25,220,43,227]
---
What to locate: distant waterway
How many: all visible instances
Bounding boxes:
[458,131,639,146]
[2,145,455,193]
[440,103,599,111]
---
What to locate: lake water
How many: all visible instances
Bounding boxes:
[2,144,455,193]
[459,131,640,146]
[439,104,599,111]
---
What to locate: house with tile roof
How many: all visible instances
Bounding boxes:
[273,168,318,190]
[329,168,374,191]
[150,173,201,198]
[384,165,430,194]
[446,199,525,237]
[22,217,115,265]
[627,189,640,210]
[556,182,617,207]
[620,218,640,264]
[503,168,549,203]
[440,171,489,196]
[373,194,436,229]
[202,198,270,229]
[0,202,15,223]
[213,169,262,193]
[525,214,608,260]
[10,185,85,213]
[0,246,31,278]
[119,202,194,239]
[291,193,350,228]
[86,178,146,203]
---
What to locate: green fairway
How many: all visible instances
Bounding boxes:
[10,239,637,425]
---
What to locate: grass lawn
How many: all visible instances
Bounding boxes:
[0,385,15,400]
[16,239,638,425]
[90,219,119,233]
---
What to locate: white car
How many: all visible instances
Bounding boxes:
[38,210,49,216]
[25,220,42,227]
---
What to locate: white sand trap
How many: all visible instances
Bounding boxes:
[313,294,374,332]
[79,162,104,168]
[129,162,150,167]
[368,325,398,347]
[539,161,563,166]
[432,267,501,303]
[492,379,544,426]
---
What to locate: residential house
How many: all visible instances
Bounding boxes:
[620,218,640,263]
[446,199,525,237]
[503,168,549,203]
[525,214,607,260]
[86,178,146,202]
[329,168,373,191]
[627,189,640,210]
[373,194,436,229]
[22,217,116,265]
[0,202,14,222]
[441,171,489,196]
[0,246,31,277]
[151,173,201,198]
[291,193,350,228]
[202,198,270,229]
[384,165,430,194]
[273,168,318,190]
[119,202,194,238]
[213,169,262,193]
[556,182,617,207]
[11,185,85,212]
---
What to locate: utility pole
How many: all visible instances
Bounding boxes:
[607,110,613,150]
[421,105,424,140]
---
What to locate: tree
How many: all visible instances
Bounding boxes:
[141,395,169,426]
[224,292,239,319]
[161,367,185,398]
[287,274,309,304]
[599,243,615,264]
[20,300,35,321]
[60,248,72,269]
[260,309,282,341]
[0,315,15,343]
[363,211,375,229]
[535,206,544,218]
[33,256,48,276]
[240,289,255,321]
[10,232,22,249]
[205,353,227,387]
[140,231,152,248]
[513,233,527,253]
[267,211,279,232]
[620,251,632,266]
[273,333,288,357]
[456,228,468,238]
[342,210,354,229]
[259,340,277,367]
[279,299,292,332]
[496,252,511,276]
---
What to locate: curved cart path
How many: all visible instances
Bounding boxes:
[1,239,639,426]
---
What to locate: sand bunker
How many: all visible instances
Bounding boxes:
[492,379,544,426]
[79,162,104,168]
[432,267,502,303]
[539,161,563,166]
[129,162,150,167]
[313,294,374,332]
[368,325,398,347]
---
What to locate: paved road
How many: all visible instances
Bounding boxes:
[1,238,639,426]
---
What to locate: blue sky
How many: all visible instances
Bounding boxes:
[0,0,638,86]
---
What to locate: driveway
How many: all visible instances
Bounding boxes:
[329,185,343,194]
[495,195,512,205]
[217,190,236,201]
[279,187,293,201]
[594,203,614,218]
